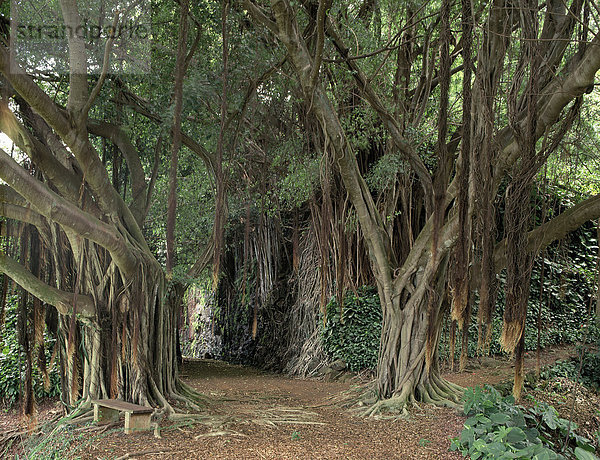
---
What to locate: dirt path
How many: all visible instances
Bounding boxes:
[2,345,581,459]
[74,360,464,459]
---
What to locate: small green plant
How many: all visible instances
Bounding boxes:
[418,438,431,447]
[450,385,599,459]
[291,430,301,440]
[321,286,381,372]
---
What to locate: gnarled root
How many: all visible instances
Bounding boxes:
[361,376,464,417]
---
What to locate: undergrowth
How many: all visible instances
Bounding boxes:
[450,385,599,460]
[321,286,381,372]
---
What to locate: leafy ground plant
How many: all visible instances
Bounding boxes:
[450,385,599,459]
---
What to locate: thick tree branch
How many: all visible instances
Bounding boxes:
[0,251,95,319]
[0,148,138,276]
[494,193,600,272]
[309,0,331,93]
[241,0,279,35]
[0,47,73,139]
[0,202,47,229]
[0,184,26,207]
[0,101,83,205]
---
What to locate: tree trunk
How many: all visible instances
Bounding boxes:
[51,241,186,411]
[371,252,462,414]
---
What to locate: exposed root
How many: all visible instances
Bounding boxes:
[115,448,179,460]
[361,396,410,418]
[355,375,464,417]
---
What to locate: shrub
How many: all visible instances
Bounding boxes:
[539,323,600,391]
[450,385,598,459]
[321,286,381,372]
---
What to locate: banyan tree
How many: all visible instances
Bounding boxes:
[0,0,214,415]
[3,0,600,422]
[240,0,600,411]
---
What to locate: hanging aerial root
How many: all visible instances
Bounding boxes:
[500,320,524,354]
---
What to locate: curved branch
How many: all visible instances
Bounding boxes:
[241,0,279,35]
[0,251,95,319]
[0,202,46,228]
[0,184,26,207]
[309,0,332,92]
[0,147,138,276]
[494,193,600,272]
[0,101,84,205]
[82,13,120,118]
[0,47,73,141]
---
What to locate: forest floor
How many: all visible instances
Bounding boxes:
[2,344,598,459]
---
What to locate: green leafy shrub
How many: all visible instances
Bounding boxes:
[450,385,599,459]
[321,286,381,372]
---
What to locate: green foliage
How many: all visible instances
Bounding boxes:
[450,386,599,460]
[276,156,320,209]
[366,153,408,192]
[321,286,382,372]
[0,294,60,407]
[540,323,600,391]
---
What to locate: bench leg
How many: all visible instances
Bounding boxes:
[124,412,152,434]
[93,404,120,424]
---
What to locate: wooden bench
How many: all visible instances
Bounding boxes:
[92,399,153,434]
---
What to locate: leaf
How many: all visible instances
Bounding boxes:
[542,409,558,430]
[533,450,552,460]
[575,447,600,460]
[505,427,527,444]
[465,416,478,428]
[491,412,511,425]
